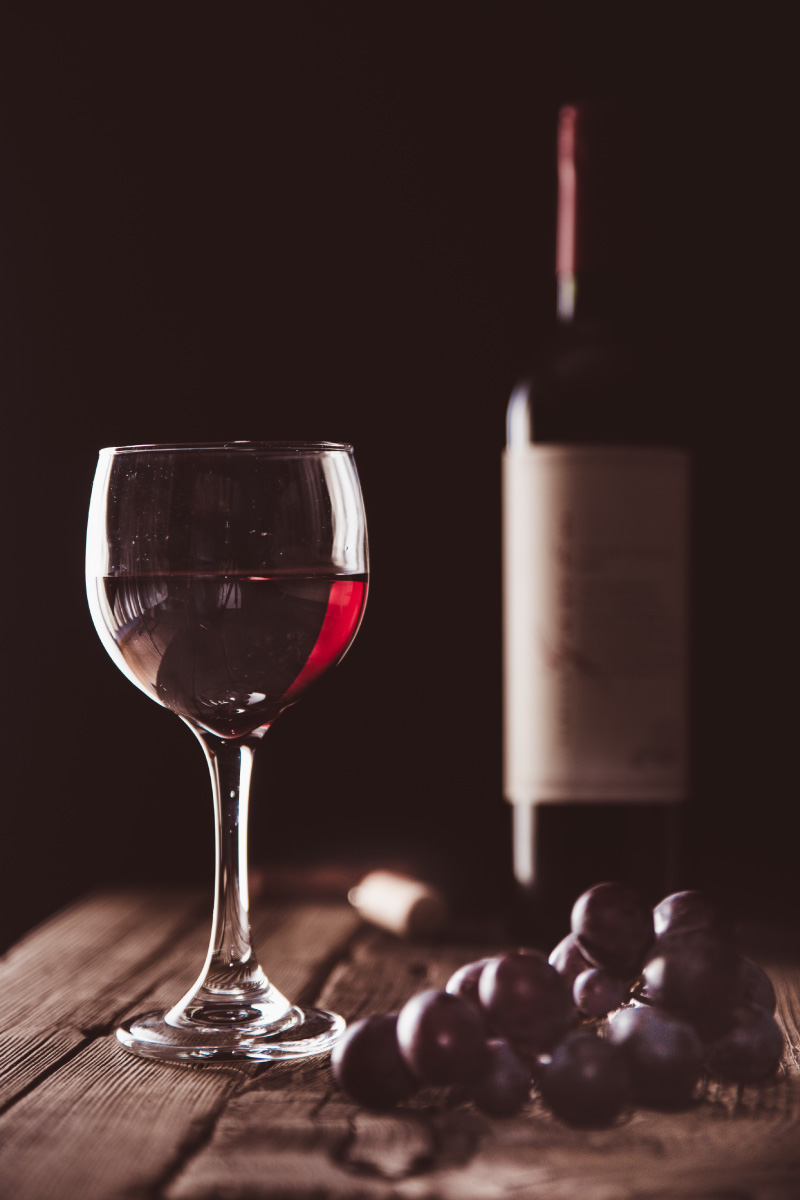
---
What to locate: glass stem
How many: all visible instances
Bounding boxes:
[172,726,293,1020]
[201,732,264,992]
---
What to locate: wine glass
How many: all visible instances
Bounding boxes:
[86,442,368,1062]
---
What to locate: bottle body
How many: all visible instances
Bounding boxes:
[504,441,689,809]
[503,103,690,943]
[503,378,689,940]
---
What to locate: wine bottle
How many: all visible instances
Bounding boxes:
[503,101,690,943]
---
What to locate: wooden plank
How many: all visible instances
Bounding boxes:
[164,927,496,1200]
[167,1090,482,1200]
[167,1091,352,1200]
[419,1094,800,1200]
[0,889,360,1113]
[0,1035,242,1200]
[0,893,361,1200]
[0,889,205,1033]
[249,901,365,1008]
[339,1108,483,1184]
[2,896,799,1200]
[0,890,206,1110]
[165,933,800,1200]
[171,1080,800,1200]
[315,927,504,1020]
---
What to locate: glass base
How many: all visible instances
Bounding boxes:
[116,1004,346,1063]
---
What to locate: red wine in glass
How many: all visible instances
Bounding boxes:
[97,573,367,738]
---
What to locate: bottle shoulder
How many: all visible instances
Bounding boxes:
[508,322,684,447]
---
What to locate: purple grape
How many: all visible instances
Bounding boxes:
[571,882,654,974]
[468,1038,530,1116]
[549,932,592,990]
[331,1014,418,1109]
[704,1002,784,1083]
[607,1005,703,1107]
[641,931,740,1038]
[536,1031,631,1126]
[445,957,495,1022]
[573,967,631,1018]
[478,950,574,1051]
[396,989,487,1085]
[653,890,735,943]
[736,956,777,1014]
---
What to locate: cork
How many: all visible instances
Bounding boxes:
[348,870,450,939]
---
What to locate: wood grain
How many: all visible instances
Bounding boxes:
[1,891,798,1200]
[0,890,359,1199]
[0,889,206,1110]
[166,942,800,1200]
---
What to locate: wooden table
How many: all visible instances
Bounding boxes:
[1,889,799,1199]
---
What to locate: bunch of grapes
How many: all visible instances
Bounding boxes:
[331,885,785,1127]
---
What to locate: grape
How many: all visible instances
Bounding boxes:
[331,1014,418,1109]
[653,890,734,943]
[468,1038,530,1116]
[548,932,592,990]
[736,956,777,1014]
[536,1031,630,1126]
[333,879,786,1126]
[704,1002,784,1083]
[571,882,654,974]
[607,1005,702,1107]
[396,989,487,1085]
[478,950,574,1051]
[573,967,630,1018]
[445,958,495,1023]
[641,931,740,1038]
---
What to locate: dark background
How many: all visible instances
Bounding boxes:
[1,5,793,948]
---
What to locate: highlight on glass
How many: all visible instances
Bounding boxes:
[86,442,368,1062]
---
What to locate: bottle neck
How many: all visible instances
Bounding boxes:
[555,101,640,329]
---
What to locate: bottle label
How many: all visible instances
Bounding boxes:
[503,446,689,803]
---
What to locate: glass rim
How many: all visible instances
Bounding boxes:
[98,440,354,456]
